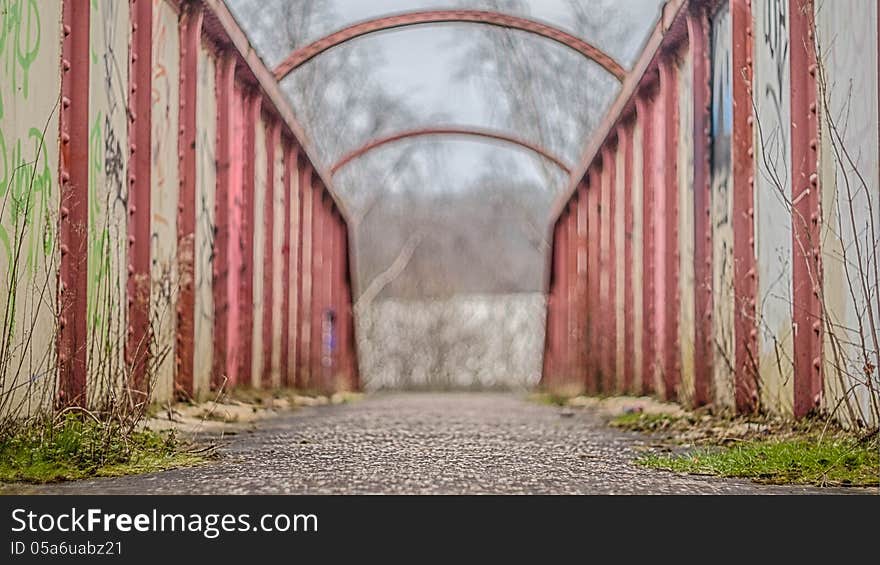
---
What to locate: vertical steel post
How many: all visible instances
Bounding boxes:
[659,56,681,402]
[238,91,261,384]
[636,92,656,396]
[688,4,713,407]
[621,121,635,393]
[587,168,601,393]
[176,1,203,399]
[790,0,822,418]
[261,120,279,387]
[309,190,325,390]
[295,163,312,388]
[127,0,153,396]
[575,182,589,387]
[732,0,758,413]
[280,144,296,387]
[58,0,90,407]
[212,52,236,391]
[603,143,618,392]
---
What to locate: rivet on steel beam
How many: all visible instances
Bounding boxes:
[60,206,69,219]
[747,147,754,158]
[61,133,70,144]
[63,25,71,36]
[61,172,70,184]
[809,103,817,114]
[809,173,818,186]
[130,205,137,215]
[132,53,138,63]
[62,60,71,71]
[128,235,136,245]
[812,320,822,333]
[60,316,67,328]
[813,357,821,369]
[62,96,71,108]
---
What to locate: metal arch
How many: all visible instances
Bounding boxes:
[329,127,573,175]
[274,10,627,81]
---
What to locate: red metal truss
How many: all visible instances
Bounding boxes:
[238,91,262,385]
[574,183,589,387]
[280,144,297,387]
[586,168,601,394]
[659,56,680,402]
[295,163,313,388]
[566,197,580,387]
[636,92,656,396]
[790,0,822,418]
[687,4,712,407]
[731,0,758,414]
[620,120,635,393]
[127,0,153,396]
[309,190,326,390]
[212,52,236,391]
[261,120,280,387]
[601,144,618,393]
[274,10,626,81]
[176,1,204,399]
[330,127,572,176]
[57,0,90,408]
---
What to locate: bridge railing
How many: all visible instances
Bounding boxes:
[543,0,879,427]
[0,0,358,416]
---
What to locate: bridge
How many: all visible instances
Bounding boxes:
[0,0,877,491]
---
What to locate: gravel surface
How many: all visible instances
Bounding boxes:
[27,392,869,494]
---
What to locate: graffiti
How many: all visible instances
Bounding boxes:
[0,126,53,272]
[0,0,42,119]
[87,115,110,330]
[759,0,789,167]
[104,115,125,206]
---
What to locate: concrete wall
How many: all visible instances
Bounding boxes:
[150,0,180,403]
[250,117,267,387]
[677,45,696,405]
[631,121,644,392]
[0,0,62,415]
[194,41,217,398]
[816,0,880,427]
[754,0,795,415]
[87,0,130,403]
[710,3,735,410]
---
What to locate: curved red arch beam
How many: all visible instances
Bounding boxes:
[274,10,626,81]
[330,127,572,175]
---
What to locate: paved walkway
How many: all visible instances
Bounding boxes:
[32,393,860,494]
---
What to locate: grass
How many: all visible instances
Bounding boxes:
[639,435,879,487]
[0,415,208,483]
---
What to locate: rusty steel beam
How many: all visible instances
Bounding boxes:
[731,0,758,414]
[309,190,326,391]
[295,163,313,388]
[212,51,236,391]
[330,127,572,176]
[127,0,153,397]
[176,2,204,399]
[280,145,297,387]
[566,197,580,388]
[57,0,90,408]
[586,168,601,394]
[636,93,657,396]
[620,121,635,393]
[602,144,618,393]
[238,92,261,385]
[659,56,680,402]
[261,120,280,387]
[575,183,589,387]
[790,0,822,419]
[274,10,626,81]
[687,4,713,407]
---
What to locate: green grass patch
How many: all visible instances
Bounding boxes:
[638,436,879,487]
[0,415,207,484]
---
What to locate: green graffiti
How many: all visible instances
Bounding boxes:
[86,114,112,332]
[0,125,54,274]
[0,0,43,117]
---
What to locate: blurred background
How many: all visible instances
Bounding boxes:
[227,0,664,390]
